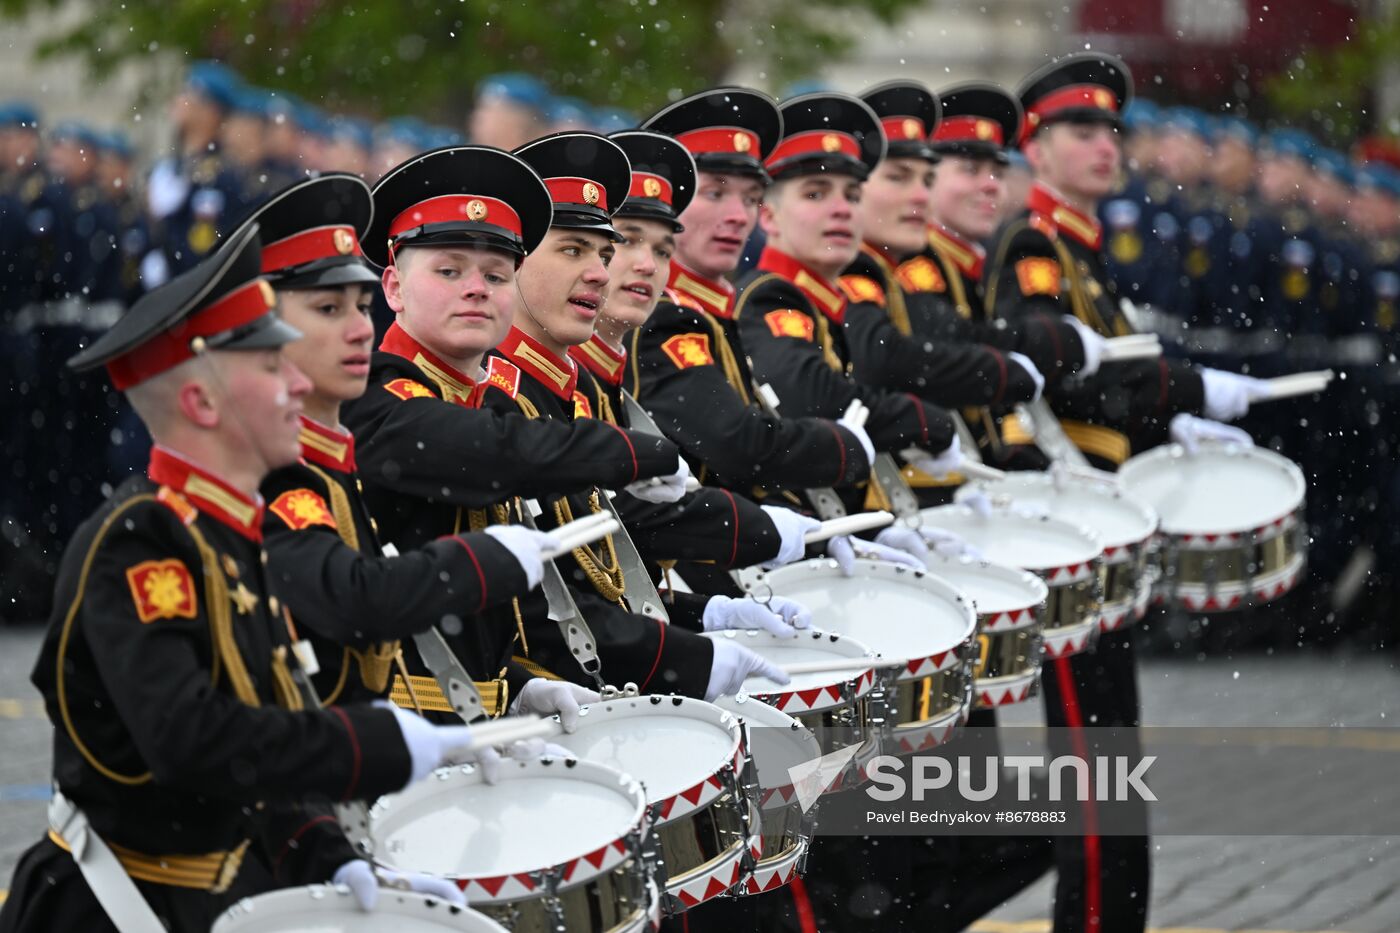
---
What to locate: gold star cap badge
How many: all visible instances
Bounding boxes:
[903,119,921,139]
[465,199,488,221]
[733,132,752,153]
[258,280,276,307]
[643,177,662,198]
[821,134,842,153]
[1094,88,1114,110]
[332,228,355,255]
[976,119,994,140]
[582,182,601,205]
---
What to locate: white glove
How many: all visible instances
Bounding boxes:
[960,487,995,518]
[1200,368,1270,421]
[333,859,466,911]
[1006,351,1045,402]
[874,525,987,564]
[703,594,811,637]
[759,505,821,568]
[1064,317,1106,378]
[907,433,961,480]
[827,534,927,576]
[482,525,562,590]
[705,637,791,700]
[474,737,576,785]
[625,458,689,504]
[1170,413,1255,455]
[509,678,600,733]
[836,412,876,467]
[376,701,476,786]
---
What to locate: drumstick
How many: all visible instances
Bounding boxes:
[1099,341,1163,363]
[442,715,559,759]
[542,515,622,558]
[772,657,906,677]
[1104,334,1161,347]
[1256,370,1334,402]
[640,475,703,492]
[957,459,1008,483]
[802,510,895,544]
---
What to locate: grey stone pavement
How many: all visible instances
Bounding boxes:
[1,625,1397,930]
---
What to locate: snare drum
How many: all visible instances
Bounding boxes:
[741,559,979,754]
[712,695,819,895]
[920,505,1104,659]
[552,696,758,915]
[363,759,656,933]
[958,471,1157,634]
[213,888,509,932]
[922,552,1047,709]
[1119,442,1307,612]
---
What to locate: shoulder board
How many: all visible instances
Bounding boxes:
[268,488,338,531]
[896,255,947,293]
[1028,212,1059,241]
[664,287,705,313]
[155,486,199,526]
[483,356,520,399]
[383,377,437,401]
[837,274,886,307]
[764,308,815,341]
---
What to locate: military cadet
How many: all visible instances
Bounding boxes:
[220,83,275,208]
[845,82,1043,420]
[235,174,586,746]
[467,72,550,150]
[342,144,764,700]
[262,90,306,190]
[325,116,374,178]
[631,88,878,500]
[146,62,248,284]
[734,92,962,498]
[985,53,1267,933]
[485,131,808,660]
[0,223,488,933]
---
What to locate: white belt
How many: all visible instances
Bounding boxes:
[48,789,167,933]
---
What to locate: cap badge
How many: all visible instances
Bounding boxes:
[821,134,842,153]
[258,280,276,307]
[733,133,752,153]
[333,228,355,255]
[976,119,994,140]
[643,177,662,198]
[902,119,921,139]
[1094,88,1115,110]
[465,199,488,221]
[582,182,601,205]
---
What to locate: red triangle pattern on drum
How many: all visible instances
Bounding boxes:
[560,858,580,882]
[680,781,707,806]
[583,846,609,870]
[676,888,701,908]
[656,796,676,821]
[702,876,730,901]
[475,875,508,898]
[512,873,536,891]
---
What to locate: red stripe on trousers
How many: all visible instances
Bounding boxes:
[1053,655,1102,930]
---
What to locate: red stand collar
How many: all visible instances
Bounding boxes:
[569,334,627,387]
[666,261,737,320]
[756,247,848,325]
[497,327,578,401]
[379,322,479,407]
[926,225,986,281]
[298,416,356,473]
[148,446,264,542]
[1027,182,1103,251]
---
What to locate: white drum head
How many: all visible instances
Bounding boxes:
[746,559,976,675]
[552,696,740,805]
[919,505,1102,573]
[922,552,1047,618]
[959,472,1157,551]
[713,695,820,796]
[213,888,508,932]
[1119,443,1305,536]
[368,759,643,892]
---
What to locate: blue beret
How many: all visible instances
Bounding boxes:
[97,130,135,159]
[1161,106,1212,140]
[592,107,636,134]
[295,103,333,139]
[49,121,101,150]
[265,91,302,125]
[547,96,592,127]
[185,61,241,109]
[1261,129,1316,163]
[425,125,464,148]
[377,116,429,150]
[1356,162,1400,199]
[329,117,373,151]
[229,84,269,119]
[1005,148,1030,171]
[0,101,40,129]
[476,72,550,111]
[1312,148,1354,187]
[1121,98,1159,132]
[1214,115,1258,147]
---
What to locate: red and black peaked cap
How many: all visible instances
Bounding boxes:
[768,92,886,182]
[364,145,554,267]
[69,223,300,389]
[641,87,783,181]
[229,173,379,289]
[608,130,697,232]
[514,131,632,243]
[1017,52,1132,144]
[860,80,940,162]
[932,82,1022,164]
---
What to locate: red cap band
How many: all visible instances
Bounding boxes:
[260,225,362,274]
[881,116,927,142]
[107,279,276,390]
[387,195,522,241]
[543,176,609,211]
[674,127,761,158]
[627,172,673,206]
[1024,83,1120,138]
[933,115,1005,146]
[765,130,862,168]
